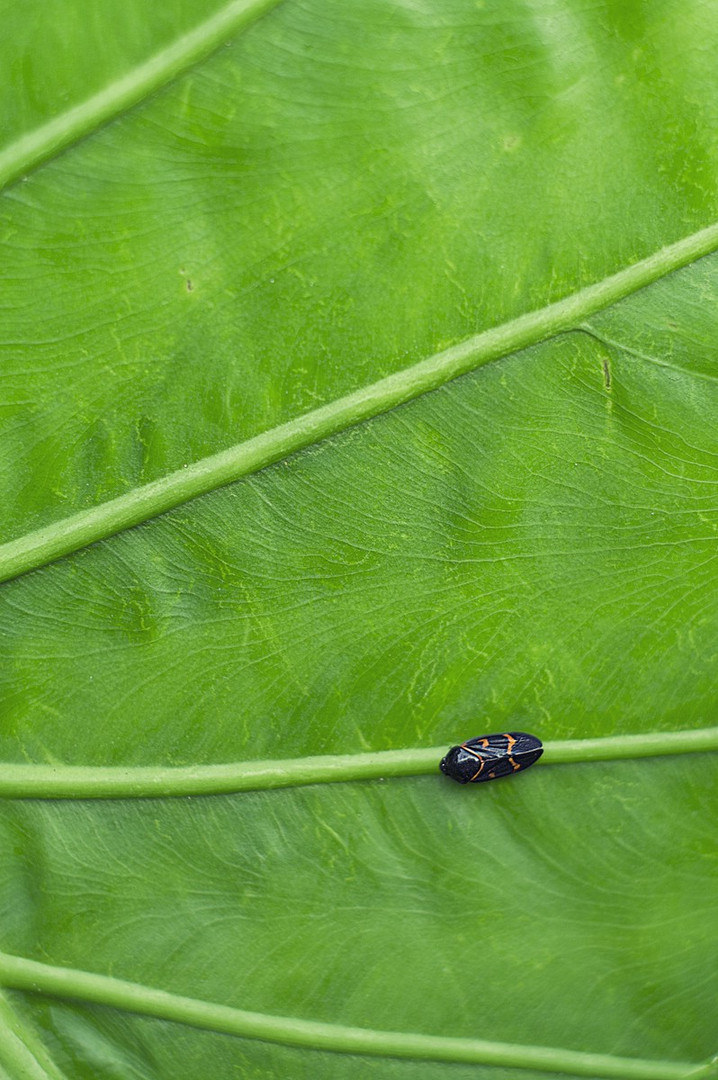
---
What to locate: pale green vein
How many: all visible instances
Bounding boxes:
[3,221,718,585]
[0,0,284,192]
[0,990,68,1080]
[4,224,718,583]
[0,951,702,1080]
[690,1056,718,1080]
[0,727,715,799]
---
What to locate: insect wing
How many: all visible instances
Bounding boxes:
[440,731,542,784]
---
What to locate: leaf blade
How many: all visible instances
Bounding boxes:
[2,0,717,1076]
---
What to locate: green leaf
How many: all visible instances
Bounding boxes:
[1,1,717,1078]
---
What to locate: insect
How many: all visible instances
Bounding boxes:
[440,731,543,784]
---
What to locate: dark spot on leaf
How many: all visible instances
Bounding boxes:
[186,279,193,292]
[602,355,611,390]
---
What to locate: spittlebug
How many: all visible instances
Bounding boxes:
[440,731,543,784]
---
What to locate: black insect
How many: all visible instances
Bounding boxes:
[440,731,543,784]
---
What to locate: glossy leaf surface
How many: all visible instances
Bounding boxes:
[0,1,716,1078]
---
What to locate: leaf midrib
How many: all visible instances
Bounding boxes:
[3,219,718,586]
[0,951,705,1080]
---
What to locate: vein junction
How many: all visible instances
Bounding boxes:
[2,221,718,584]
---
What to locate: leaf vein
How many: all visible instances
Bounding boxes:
[0,951,701,1080]
[3,222,718,584]
[0,0,285,192]
[0,728,715,799]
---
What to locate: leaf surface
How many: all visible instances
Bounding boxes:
[0,1,717,1078]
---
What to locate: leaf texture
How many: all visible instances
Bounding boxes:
[0,1,716,1078]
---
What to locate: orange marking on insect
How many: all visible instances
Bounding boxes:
[468,758,485,781]
[504,734,516,752]
[509,756,520,771]
[461,744,485,781]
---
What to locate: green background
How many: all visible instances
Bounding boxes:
[0,0,716,1076]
